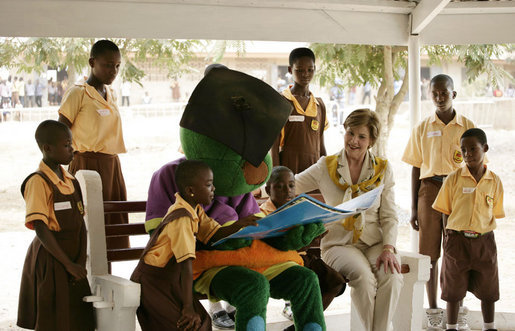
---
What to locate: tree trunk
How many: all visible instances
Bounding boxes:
[372,46,410,158]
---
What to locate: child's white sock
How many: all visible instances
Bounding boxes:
[483,321,495,330]
[446,323,458,329]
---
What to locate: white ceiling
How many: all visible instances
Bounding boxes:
[0,0,514,45]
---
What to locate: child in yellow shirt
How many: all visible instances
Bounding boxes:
[17,120,94,331]
[260,166,346,330]
[131,160,258,331]
[433,128,504,331]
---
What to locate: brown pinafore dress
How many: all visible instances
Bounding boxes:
[279,97,327,174]
[131,208,211,331]
[17,171,94,331]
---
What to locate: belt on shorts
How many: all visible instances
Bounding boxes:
[447,229,491,239]
[430,175,446,183]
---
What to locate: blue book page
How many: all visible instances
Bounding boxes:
[212,185,383,246]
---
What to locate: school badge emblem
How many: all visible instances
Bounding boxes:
[311,119,320,131]
[453,150,463,163]
[77,201,84,215]
[486,195,493,207]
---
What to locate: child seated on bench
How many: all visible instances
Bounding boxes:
[130,160,258,331]
[260,166,346,330]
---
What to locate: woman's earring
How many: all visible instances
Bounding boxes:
[191,193,194,197]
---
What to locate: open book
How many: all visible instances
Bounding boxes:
[212,185,383,246]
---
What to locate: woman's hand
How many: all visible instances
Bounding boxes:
[375,245,401,274]
[178,306,201,331]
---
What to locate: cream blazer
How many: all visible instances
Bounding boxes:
[295,150,398,250]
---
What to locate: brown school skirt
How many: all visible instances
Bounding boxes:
[68,151,129,249]
[17,239,94,331]
[441,230,499,302]
[131,259,211,331]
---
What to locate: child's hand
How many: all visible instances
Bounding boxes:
[237,215,260,227]
[178,307,201,330]
[65,262,87,280]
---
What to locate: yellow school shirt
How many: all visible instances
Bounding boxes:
[58,83,126,155]
[402,113,475,179]
[144,193,221,267]
[432,166,504,234]
[24,161,76,231]
[259,198,277,216]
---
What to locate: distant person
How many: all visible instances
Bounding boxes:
[48,80,57,106]
[171,80,181,102]
[362,82,371,104]
[402,74,476,330]
[17,77,25,107]
[142,91,152,104]
[0,80,9,109]
[25,79,36,107]
[433,128,504,331]
[11,77,20,107]
[121,80,131,106]
[35,79,45,107]
[58,39,129,250]
[271,47,328,174]
[17,120,94,331]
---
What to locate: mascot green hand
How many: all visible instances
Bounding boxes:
[263,222,326,251]
[182,67,326,331]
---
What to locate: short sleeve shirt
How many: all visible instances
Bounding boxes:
[144,193,221,267]
[402,113,475,179]
[259,198,277,216]
[432,166,504,233]
[59,83,126,155]
[24,161,76,231]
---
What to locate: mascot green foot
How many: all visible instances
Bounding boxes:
[211,266,325,331]
[270,266,325,331]
[211,267,269,331]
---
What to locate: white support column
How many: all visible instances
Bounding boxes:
[408,35,421,253]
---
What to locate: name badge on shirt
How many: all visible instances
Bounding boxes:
[54,201,72,211]
[427,130,442,138]
[462,187,475,194]
[97,108,111,116]
[289,115,305,122]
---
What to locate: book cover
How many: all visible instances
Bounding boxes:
[212,185,384,245]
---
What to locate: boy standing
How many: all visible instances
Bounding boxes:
[433,128,504,331]
[402,74,476,330]
[271,47,328,174]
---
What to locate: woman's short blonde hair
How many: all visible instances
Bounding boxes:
[343,108,381,147]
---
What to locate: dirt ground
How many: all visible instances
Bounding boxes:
[0,108,514,328]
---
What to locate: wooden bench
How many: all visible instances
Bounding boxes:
[76,169,431,331]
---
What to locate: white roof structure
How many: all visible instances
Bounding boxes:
[0,0,514,45]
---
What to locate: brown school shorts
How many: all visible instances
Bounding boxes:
[441,231,499,302]
[417,178,444,261]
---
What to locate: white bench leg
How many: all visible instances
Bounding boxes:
[350,251,430,331]
[392,251,431,331]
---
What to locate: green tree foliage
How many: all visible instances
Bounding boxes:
[0,37,201,86]
[311,43,514,156]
